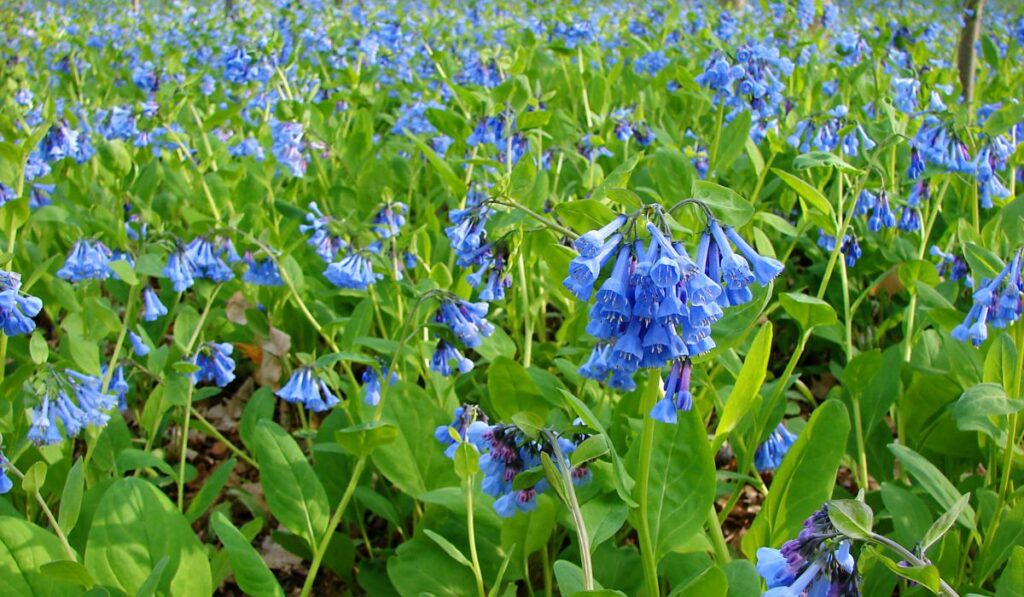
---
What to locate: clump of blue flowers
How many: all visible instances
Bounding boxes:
[757,506,860,596]
[28,369,120,446]
[953,249,1022,346]
[565,205,783,419]
[190,342,237,388]
[434,404,489,458]
[0,271,43,336]
[755,423,798,473]
[276,366,340,412]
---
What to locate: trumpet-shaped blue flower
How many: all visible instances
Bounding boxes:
[0,271,42,336]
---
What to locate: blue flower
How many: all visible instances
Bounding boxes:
[141,287,168,321]
[191,342,236,388]
[436,299,495,348]
[755,423,798,472]
[270,120,308,178]
[867,191,896,231]
[185,237,234,283]
[0,271,42,336]
[242,253,283,286]
[129,331,150,357]
[164,248,197,292]
[325,252,382,290]
[275,367,340,413]
[434,404,489,458]
[362,366,398,406]
[431,339,474,377]
[57,240,113,283]
[0,183,16,207]
[300,202,343,262]
[756,506,859,596]
[372,202,407,239]
[650,359,693,424]
[954,250,1022,344]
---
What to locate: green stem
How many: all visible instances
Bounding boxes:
[467,475,487,597]
[100,284,141,395]
[635,374,661,597]
[299,456,367,597]
[709,101,726,174]
[190,406,259,469]
[541,544,553,597]
[177,382,195,511]
[544,430,593,591]
[495,199,578,240]
[706,506,731,564]
[518,250,533,368]
[870,533,960,597]
[7,464,77,561]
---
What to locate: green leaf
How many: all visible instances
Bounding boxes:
[715,110,751,173]
[387,536,477,596]
[211,512,285,597]
[561,390,636,507]
[67,334,101,376]
[713,323,772,451]
[569,435,609,468]
[553,200,620,234]
[870,549,941,593]
[693,181,754,227]
[792,151,862,174]
[107,260,138,286]
[743,400,850,557]
[773,169,834,219]
[826,499,874,540]
[22,461,47,495]
[97,140,132,177]
[779,292,838,330]
[977,499,1024,583]
[372,382,460,496]
[996,546,1024,596]
[501,495,556,557]
[983,103,1024,137]
[253,421,331,548]
[407,134,467,198]
[921,493,971,551]
[39,561,95,589]
[185,457,236,524]
[898,259,940,294]
[887,444,976,530]
[453,443,480,480]
[84,478,212,595]
[553,560,606,595]
[424,529,474,568]
[963,242,1004,281]
[631,408,716,562]
[650,147,695,202]
[29,332,48,365]
[581,496,629,553]
[335,421,399,457]
[58,459,85,536]
[486,357,552,421]
[0,516,78,595]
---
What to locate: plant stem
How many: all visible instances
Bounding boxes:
[178,382,195,511]
[7,464,77,561]
[518,250,533,367]
[706,506,731,564]
[636,374,661,597]
[190,406,259,469]
[870,533,960,597]
[100,283,141,395]
[544,430,593,591]
[300,457,366,597]
[466,474,487,597]
[495,198,578,239]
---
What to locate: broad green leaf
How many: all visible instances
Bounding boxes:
[630,408,716,562]
[713,323,773,450]
[921,493,971,551]
[387,536,477,597]
[108,260,138,286]
[792,151,862,174]
[996,546,1024,596]
[67,334,101,376]
[827,499,874,540]
[581,495,629,553]
[743,400,850,557]
[870,550,941,594]
[977,499,1024,583]
[22,461,47,494]
[983,103,1024,137]
[773,169,834,218]
[888,444,976,530]
[407,134,467,198]
[486,357,552,422]
[650,147,695,202]
[336,421,399,457]
[570,434,609,468]
[693,181,754,227]
[185,457,236,524]
[372,382,459,496]
[501,495,556,557]
[453,442,480,480]
[553,560,606,595]
[29,332,48,365]
[39,561,94,589]
[715,110,751,174]
[0,516,77,596]
[58,459,86,536]
[253,420,330,548]
[424,529,473,568]
[779,292,838,330]
[211,512,285,597]
[84,478,211,595]
[553,200,620,234]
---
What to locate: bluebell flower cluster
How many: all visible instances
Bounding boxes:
[190,342,237,387]
[164,237,236,292]
[577,135,614,161]
[910,117,975,176]
[29,369,120,446]
[372,201,407,239]
[755,423,798,472]
[141,287,169,321]
[0,271,43,336]
[695,44,792,143]
[817,231,862,267]
[611,107,655,147]
[953,249,1022,346]
[276,366,340,412]
[0,449,11,494]
[57,240,113,283]
[633,50,669,76]
[757,506,860,596]
[467,112,529,166]
[325,251,382,290]
[446,188,495,267]
[787,106,875,157]
[431,339,475,377]
[129,331,150,357]
[362,366,398,406]
[930,246,971,287]
[300,201,344,262]
[242,253,284,286]
[471,422,591,517]
[434,404,489,458]
[270,120,308,178]
[566,210,783,409]
[435,298,495,349]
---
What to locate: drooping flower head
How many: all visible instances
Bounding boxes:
[276,366,341,413]
[0,271,42,336]
[757,506,860,596]
[434,404,489,458]
[190,342,236,388]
